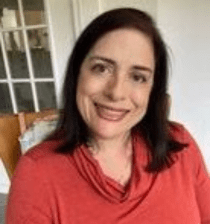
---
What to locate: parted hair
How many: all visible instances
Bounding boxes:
[50,8,187,172]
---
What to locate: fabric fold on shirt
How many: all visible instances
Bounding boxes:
[73,130,159,204]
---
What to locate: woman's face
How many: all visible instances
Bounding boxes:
[76,28,155,140]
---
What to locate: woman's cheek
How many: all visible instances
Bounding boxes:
[82,74,104,95]
[130,89,148,105]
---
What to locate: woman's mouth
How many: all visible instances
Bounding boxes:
[94,103,129,121]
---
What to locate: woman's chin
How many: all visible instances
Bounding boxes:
[90,122,130,140]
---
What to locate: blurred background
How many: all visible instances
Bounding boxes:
[0,0,210,222]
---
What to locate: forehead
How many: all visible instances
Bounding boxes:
[93,28,152,48]
[84,28,155,70]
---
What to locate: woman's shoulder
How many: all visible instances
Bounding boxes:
[133,121,192,144]
[13,140,77,182]
[167,121,199,158]
[17,139,73,172]
[167,122,208,172]
[168,121,192,144]
[23,139,63,161]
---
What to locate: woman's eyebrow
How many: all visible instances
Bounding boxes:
[88,56,116,66]
[88,55,153,74]
[132,65,153,74]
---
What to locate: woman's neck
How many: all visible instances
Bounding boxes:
[88,131,133,186]
[88,131,132,158]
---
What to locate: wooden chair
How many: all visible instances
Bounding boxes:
[0,109,57,180]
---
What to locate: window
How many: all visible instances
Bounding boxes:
[0,0,57,113]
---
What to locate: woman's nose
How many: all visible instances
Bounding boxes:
[103,75,127,101]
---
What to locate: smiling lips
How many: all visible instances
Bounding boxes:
[94,103,130,121]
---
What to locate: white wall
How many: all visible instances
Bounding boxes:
[157,0,210,170]
[0,162,10,193]
[100,0,157,19]
[45,0,75,107]
[77,0,158,33]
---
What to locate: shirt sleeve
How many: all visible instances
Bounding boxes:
[185,128,210,224]
[6,155,53,224]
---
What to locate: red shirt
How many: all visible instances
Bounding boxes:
[6,123,210,223]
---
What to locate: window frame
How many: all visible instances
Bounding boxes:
[0,0,58,113]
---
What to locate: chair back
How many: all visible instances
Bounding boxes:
[0,109,57,179]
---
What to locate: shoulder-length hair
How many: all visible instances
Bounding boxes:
[50,8,187,172]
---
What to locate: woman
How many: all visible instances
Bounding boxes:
[6,8,210,223]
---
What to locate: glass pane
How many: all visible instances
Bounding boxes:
[0,0,21,28]
[0,83,13,114]
[22,0,46,26]
[0,47,7,79]
[36,82,56,109]
[14,83,34,112]
[28,28,53,78]
[3,31,29,78]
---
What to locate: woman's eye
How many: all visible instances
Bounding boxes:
[91,64,108,73]
[132,74,147,83]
